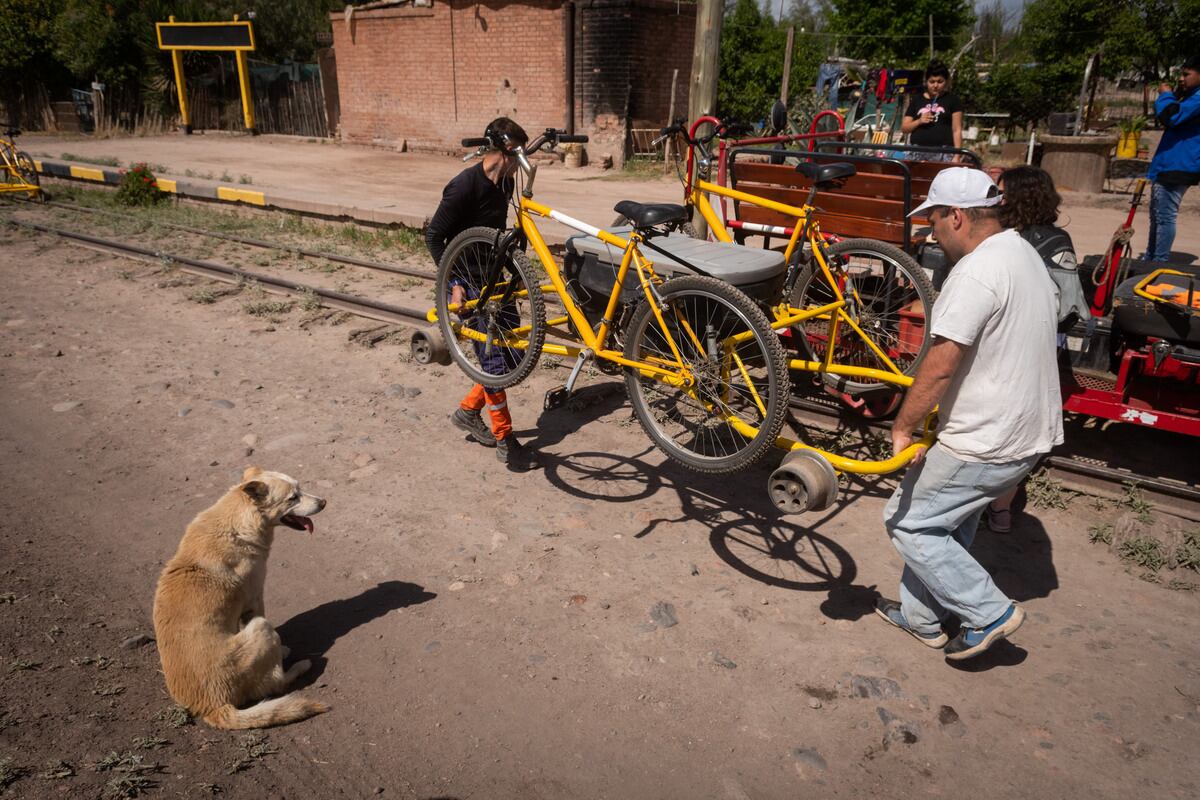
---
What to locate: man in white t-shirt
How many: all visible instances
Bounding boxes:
[876,168,1064,661]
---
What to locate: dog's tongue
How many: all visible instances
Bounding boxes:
[282,513,315,534]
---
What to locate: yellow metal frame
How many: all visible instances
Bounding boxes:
[1133,269,1200,316]
[157,16,256,133]
[0,137,42,200]
[427,189,933,475]
[688,178,913,384]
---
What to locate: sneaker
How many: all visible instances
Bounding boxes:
[496,435,540,471]
[874,598,948,649]
[944,604,1025,661]
[986,503,1012,534]
[451,408,496,447]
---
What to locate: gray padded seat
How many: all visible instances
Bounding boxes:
[566,227,786,287]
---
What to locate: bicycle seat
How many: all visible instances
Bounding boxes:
[3,128,19,138]
[613,200,689,229]
[795,162,856,186]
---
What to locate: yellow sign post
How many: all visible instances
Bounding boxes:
[156,16,257,135]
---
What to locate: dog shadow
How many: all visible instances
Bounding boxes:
[276,580,435,686]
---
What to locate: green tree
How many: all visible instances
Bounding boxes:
[718,0,823,122]
[0,0,58,74]
[825,0,974,64]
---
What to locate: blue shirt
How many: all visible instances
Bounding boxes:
[1148,85,1200,185]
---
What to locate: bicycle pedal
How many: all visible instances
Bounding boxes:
[544,386,570,411]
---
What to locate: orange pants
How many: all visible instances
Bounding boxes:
[461,384,512,441]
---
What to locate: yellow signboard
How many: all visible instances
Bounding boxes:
[156,16,257,134]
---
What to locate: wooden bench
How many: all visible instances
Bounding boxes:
[726,145,979,253]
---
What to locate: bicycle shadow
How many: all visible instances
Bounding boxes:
[537,442,900,620]
[524,380,630,450]
[277,580,436,687]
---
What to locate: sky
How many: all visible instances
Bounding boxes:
[975,0,1028,21]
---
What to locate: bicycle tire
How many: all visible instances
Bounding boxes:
[790,238,936,393]
[435,226,546,389]
[611,214,698,239]
[623,275,790,474]
[15,151,39,188]
[0,142,17,184]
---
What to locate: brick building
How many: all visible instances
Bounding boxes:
[329,0,695,164]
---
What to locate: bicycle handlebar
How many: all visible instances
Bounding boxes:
[462,129,588,153]
[654,118,752,149]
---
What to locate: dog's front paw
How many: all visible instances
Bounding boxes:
[292,658,312,676]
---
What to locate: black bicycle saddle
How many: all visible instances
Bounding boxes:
[613,201,689,228]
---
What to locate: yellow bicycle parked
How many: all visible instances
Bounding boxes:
[432,127,792,475]
[1,124,44,201]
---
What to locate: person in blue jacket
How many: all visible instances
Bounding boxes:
[1143,54,1200,263]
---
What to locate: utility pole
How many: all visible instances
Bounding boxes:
[780,26,795,103]
[687,0,723,239]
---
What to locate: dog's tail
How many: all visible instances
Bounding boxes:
[204,694,330,730]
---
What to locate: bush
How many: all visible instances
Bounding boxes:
[115,163,166,206]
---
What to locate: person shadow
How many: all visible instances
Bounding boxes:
[943,495,1058,672]
[277,580,436,687]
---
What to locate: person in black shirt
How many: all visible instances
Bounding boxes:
[427,117,540,471]
[901,61,963,160]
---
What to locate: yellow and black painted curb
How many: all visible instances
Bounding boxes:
[35,159,265,206]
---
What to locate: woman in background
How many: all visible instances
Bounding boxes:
[984,166,1089,532]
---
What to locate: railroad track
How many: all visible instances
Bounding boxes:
[788,394,1200,521]
[6,205,1199,520]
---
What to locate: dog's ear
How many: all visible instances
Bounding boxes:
[242,466,264,482]
[242,481,270,503]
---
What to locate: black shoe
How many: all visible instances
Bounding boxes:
[451,408,496,447]
[496,435,540,471]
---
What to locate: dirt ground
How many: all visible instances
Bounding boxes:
[21,131,1200,260]
[2,195,1200,799]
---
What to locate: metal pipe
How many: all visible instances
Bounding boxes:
[563,1,575,135]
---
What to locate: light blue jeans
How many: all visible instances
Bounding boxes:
[883,444,1042,632]
[1143,181,1190,263]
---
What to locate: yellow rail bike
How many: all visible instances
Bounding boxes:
[427,128,934,500]
[431,128,791,475]
[655,118,935,410]
[1,125,44,201]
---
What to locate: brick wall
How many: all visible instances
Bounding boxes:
[330,0,694,163]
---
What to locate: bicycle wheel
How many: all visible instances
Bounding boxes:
[15,151,39,187]
[623,275,790,474]
[0,143,18,184]
[434,226,546,389]
[789,238,936,393]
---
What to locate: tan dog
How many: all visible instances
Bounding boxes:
[152,467,330,729]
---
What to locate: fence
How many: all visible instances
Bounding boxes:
[185,58,331,137]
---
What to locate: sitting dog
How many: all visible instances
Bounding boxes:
[153,467,330,729]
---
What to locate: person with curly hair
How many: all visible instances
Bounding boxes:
[981,165,1089,533]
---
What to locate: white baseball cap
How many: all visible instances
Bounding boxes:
[909,167,1002,217]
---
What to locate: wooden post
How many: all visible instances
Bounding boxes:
[780,26,794,103]
[688,0,723,239]
[928,15,934,61]
[664,67,678,174]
